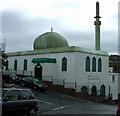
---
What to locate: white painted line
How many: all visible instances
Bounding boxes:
[38,100,53,106]
[53,105,73,111]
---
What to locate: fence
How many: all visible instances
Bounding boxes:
[3,69,33,76]
[3,69,112,100]
[53,79,65,85]
[42,76,112,100]
[42,75,53,82]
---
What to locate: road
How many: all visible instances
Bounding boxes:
[30,88,118,115]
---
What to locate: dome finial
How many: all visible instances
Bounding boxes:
[51,27,53,32]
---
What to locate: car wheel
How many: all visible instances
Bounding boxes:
[28,109,36,116]
[33,86,37,90]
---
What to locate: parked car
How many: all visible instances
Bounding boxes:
[2,72,20,83]
[20,77,48,90]
[1,88,39,116]
[117,103,120,116]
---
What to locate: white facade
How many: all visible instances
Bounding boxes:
[6,46,117,100]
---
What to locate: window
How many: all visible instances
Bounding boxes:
[86,56,90,72]
[92,57,96,72]
[91,85,97,95]
[81,86,88,93]
[24,59,27,70]
[98,58,102,72]
[62,57,67,71]
[6,60,9,70]
[112,76,115,82]
[100,85,105,96]
[21,90,34,100]
[14,60,17,71]
[5,90,20,101]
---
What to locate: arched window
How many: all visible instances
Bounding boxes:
[24,59,27,71]
[92,57,96,72]
[14,60,17,71]
[81,86,88,93]
[91,85,97,95]
[100,85,105,97]
[5,60,9,70]
[98,58,102,72]
[62,57,67,71]
[86,56,90,72]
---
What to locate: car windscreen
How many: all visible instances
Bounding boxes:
[33,78,39,83]
[34,78,46,85]
[10,73,17,77]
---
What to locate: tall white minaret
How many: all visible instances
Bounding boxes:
[94,2,101,50]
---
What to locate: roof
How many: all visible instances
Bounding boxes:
[6,46,109,57]
[33,31,69,50]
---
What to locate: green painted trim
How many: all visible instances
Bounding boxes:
[32,58,56,63]
[6,46,109,57]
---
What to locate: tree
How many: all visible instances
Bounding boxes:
[2,51,8,69]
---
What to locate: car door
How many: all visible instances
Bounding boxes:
[2,90,21,115]
[20,90,36,113]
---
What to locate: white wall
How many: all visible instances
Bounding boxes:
[74,52,111,98]
[7,51,117,100]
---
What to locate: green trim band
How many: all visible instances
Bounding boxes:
[32,58,56,63]
[6,46,109,57]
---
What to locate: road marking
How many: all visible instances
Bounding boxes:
[53,105,73,111]
[38,100,53,106]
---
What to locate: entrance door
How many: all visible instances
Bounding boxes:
[34,63,42,80]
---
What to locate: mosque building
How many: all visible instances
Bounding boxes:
[5,2,118,100]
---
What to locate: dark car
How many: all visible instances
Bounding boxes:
[2,72,20,83]
[117,103,120,116]
[1,88,39,116]
[20,77,48,90]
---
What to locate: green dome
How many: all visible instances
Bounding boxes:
[33,31,69,50]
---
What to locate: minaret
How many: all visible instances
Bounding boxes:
[94,2,101,50]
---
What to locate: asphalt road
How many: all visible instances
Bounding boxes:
[10,83,118,115]
[30,88,118,115]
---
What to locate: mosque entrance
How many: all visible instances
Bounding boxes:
[34,63,42,80]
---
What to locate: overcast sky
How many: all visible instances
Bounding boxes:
[1,0,119,55]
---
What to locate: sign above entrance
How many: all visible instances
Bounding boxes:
[32,58,56,63]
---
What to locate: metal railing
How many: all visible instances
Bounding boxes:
[42,76,112,100]
[3,69,33,76]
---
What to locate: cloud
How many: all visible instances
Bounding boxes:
[2,9,118,55]
[2,10,66,52]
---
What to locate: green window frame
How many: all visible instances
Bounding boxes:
[98,58,102,72]
[86,56,90,72]
[6,60,9,70]
[92,57,96,72]
[81,86,88,93]
[100,85,105,96]
[14,60,17,71]
[24,59,27,71]
[91,85,97,95]
[62,57,67,71]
